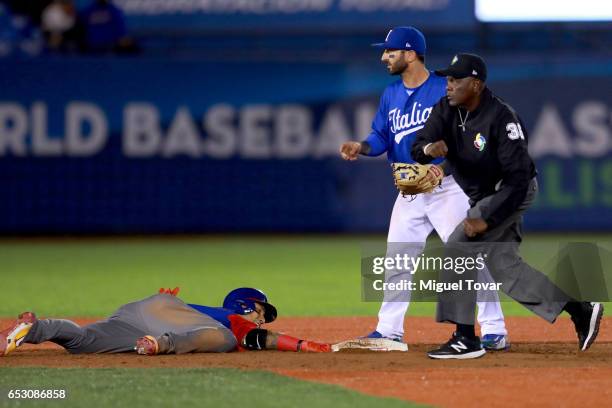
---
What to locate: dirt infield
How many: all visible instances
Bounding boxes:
[2,316,611,407]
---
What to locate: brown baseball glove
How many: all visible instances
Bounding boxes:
[392,163,443,195]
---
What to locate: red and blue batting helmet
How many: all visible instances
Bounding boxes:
[223,287,277,323]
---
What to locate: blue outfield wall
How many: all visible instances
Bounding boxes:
[0,55,611,233]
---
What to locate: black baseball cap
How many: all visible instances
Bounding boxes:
[435,53,487,82]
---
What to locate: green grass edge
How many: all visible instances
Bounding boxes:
[0,367,426,408]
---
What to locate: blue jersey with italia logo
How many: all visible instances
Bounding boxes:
[365,72,445,164]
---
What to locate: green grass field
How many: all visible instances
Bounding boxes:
[0,368,420,408]
[1,233,610,317]
[1,233,610,408]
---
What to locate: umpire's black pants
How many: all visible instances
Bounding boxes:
[436,178,571,325]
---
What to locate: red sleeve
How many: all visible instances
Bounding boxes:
[228,314,257,351]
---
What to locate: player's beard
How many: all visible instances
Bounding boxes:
[389,61,408,76]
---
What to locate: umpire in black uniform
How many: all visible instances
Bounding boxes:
[411,53,604,359]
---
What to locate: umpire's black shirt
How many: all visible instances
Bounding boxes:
[412,87,537,229]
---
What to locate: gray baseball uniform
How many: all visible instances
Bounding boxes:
[24,294,237,354]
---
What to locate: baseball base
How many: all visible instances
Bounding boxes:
[331,338,408,352]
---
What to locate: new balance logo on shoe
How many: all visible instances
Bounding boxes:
[450,341,468,353]
[428,332,486,360]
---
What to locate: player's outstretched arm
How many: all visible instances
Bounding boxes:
[242,329,331,352]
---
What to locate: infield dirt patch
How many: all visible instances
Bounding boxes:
[2,316,611,407]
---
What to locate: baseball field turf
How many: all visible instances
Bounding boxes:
[1,234,611,407]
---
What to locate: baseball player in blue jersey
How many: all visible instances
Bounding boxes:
[340,27,508,350]
[0,287,331,356]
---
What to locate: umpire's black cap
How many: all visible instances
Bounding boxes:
[435,53,487,82]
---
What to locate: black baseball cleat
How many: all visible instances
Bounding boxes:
[570,302,604,351]
[427,332,486,360]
